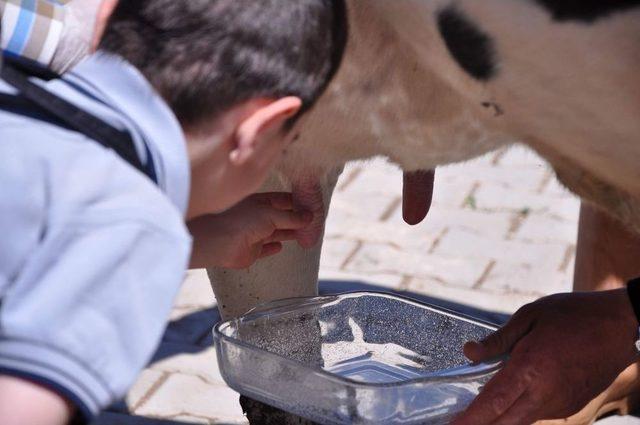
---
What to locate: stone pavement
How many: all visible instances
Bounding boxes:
[92,146,640,425]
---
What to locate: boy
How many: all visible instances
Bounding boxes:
[0,0,347,424]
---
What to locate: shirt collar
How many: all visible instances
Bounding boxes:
[1,0,66,66]
[63,52,191,216]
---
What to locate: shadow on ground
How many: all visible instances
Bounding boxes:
[93,411,239,424]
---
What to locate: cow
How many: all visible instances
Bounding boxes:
[209,0,640,333]
[207,0,640,423]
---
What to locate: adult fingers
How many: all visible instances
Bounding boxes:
[269,209,313,230]
[265,230,298,243]
[252,192,294,210]
[452,362,528,425]
[259,242,283,259]
[491,392,540,425]
[464,305,536,363]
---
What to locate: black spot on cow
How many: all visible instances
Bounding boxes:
[437,6,497,81]
[534,0,640,22]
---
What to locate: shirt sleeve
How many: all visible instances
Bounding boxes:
[0,211,192,421]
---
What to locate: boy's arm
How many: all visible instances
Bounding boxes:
[188,192,312,269]
[0,208,191,423]
[0,376,72,425]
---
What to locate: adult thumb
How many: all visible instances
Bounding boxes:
[463,308,534,363]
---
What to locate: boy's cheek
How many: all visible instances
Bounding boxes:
[214,174,263,213]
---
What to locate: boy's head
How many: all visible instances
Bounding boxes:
[100,0,347,216]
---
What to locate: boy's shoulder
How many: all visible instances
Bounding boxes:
[0,110,187,238]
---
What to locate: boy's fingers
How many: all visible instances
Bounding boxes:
[269,194,295,210]
[252,192,294,210]
[270,209,313,230]
[265,230,298,243]
[259,242,283,259]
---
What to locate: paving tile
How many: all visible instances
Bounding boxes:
[344,242,489,289]
[329,189,400,222]
[544,175,576,198]
[482,261,574,296]
[597,416,640,424]
[435,227,569,267]
[473,182,580,218]
[324,215,439,253]
[135,373,246,423]
[546,194,582,222]
[175,270,215,310]
[440,162,549,194]
[495,145,550,169]
[338,158,403,197]
[515,212,579,245]
[150,343,224,385]
[319,268,404,291]
[431,179,479,210]
[109,369,166,414]
[408,276,540,315]
[319,238,359,269]
[167,415,210,424]
[384,206,514,239]
[128,370,166,409]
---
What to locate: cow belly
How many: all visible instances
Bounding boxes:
[538,145,640,235]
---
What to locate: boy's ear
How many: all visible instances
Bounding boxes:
[230,97,302,165]
[91,0,119,52]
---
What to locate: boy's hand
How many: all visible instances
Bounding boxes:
[188,193,313,269]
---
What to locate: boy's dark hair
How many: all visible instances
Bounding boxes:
[100,0,347,131]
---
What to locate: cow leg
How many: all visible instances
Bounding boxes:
[574,202,640,292]
[207,168,341,424]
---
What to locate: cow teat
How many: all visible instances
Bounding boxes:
[403,169,436,226]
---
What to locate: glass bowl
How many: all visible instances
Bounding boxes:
[213,292,502,424]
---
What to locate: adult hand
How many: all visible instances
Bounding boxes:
[452,289,639,425]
